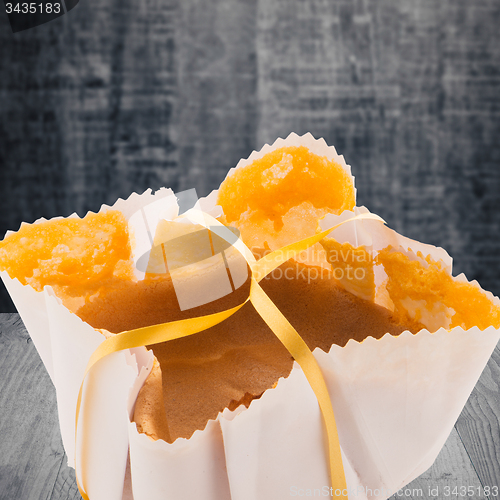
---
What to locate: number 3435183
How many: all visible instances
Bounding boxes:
[5,3,61,14]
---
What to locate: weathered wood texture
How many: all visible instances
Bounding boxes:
[0,1,499,311]
[388,429,485,500]
[0,314,80,500]
[456,344,500,495]
[1,314,499,499]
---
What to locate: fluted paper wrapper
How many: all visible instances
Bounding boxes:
[1,268,154,500]
[0,188,168,500]
[2,133,499,500]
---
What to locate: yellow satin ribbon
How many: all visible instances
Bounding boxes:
[75,211,384,500]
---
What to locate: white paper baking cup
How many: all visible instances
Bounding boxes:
[2,133,499,500]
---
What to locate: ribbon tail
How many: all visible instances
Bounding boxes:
[249,277,348,497]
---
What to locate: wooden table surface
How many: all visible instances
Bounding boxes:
[1,312,500,500]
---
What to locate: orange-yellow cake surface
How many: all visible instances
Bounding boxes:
[320,239,375,301]
[217,146,356,256]
[378,247,500,331]
[0,211,134,303]
[218,146,355,231]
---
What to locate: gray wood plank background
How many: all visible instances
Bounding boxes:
[1,0,500,312]
[1,314,500,499]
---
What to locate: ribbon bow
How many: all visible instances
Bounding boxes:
[75,210,384,499]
